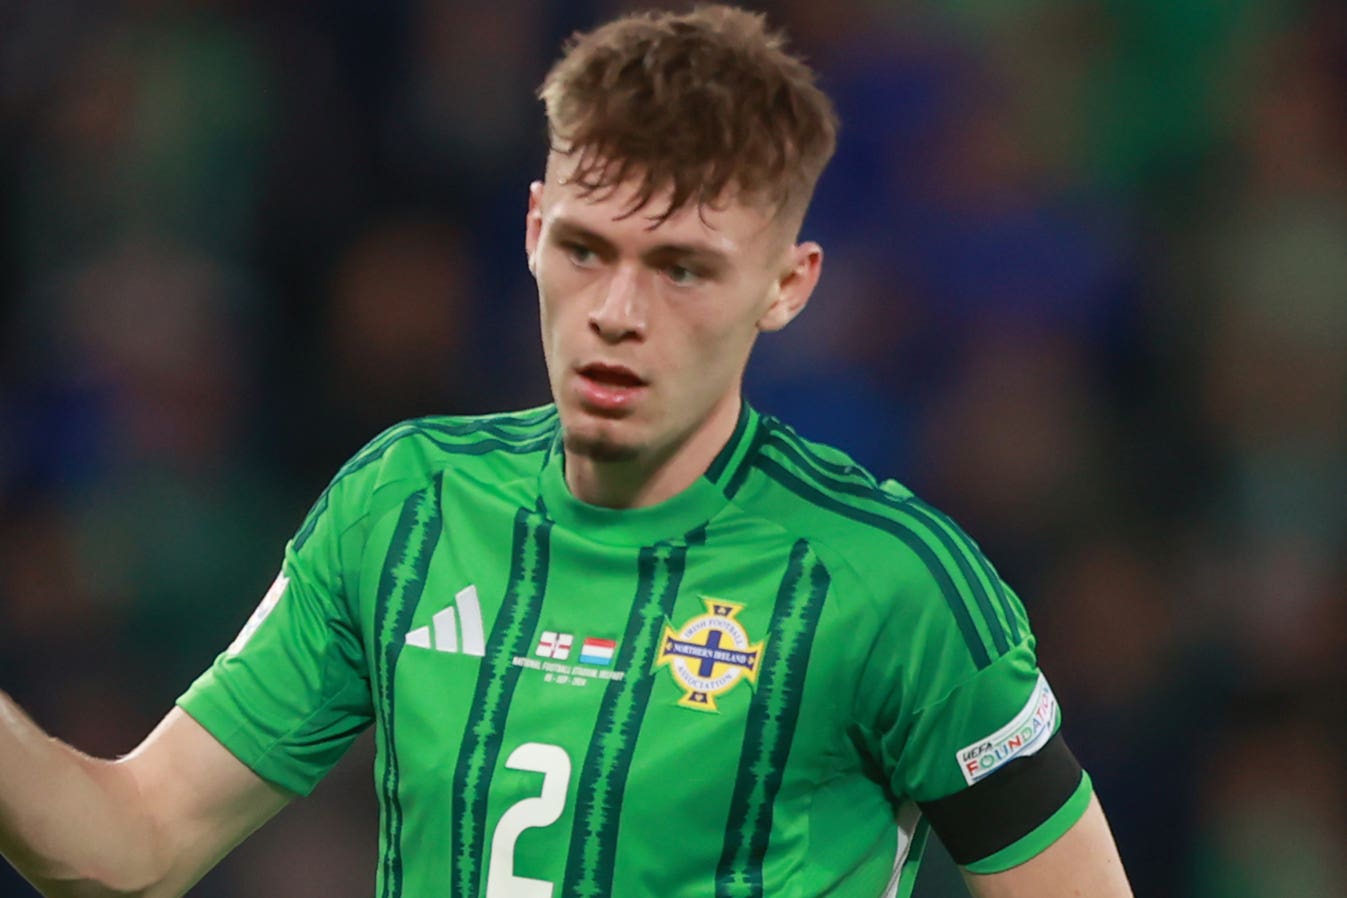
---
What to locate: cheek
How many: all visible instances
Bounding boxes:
[537,263,589,325]
[535,269,572,334]
[693,297,762,351]
[535,284,552,336]
[675,317,754,385]
[534,280,566,371]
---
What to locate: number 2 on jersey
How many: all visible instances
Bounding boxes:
[485,742,572,898]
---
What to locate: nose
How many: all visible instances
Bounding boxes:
[589,263,647,342]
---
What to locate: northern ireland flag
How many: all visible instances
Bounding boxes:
[536,631,574,660]
[579,637,617,667]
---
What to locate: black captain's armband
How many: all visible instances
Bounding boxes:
[918,732,1083,866]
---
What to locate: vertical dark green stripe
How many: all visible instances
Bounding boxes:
[759,429,1013,657]
[449,507,552,898]
[760,423,1021,657]
[755,458,992,668]
[715,539,830,898]
[373,473,445,898]
[561,536,694,898]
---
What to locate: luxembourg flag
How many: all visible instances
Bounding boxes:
[579,637,617,667]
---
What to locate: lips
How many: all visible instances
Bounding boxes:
[574,362,648,413]
[578,362,647,387]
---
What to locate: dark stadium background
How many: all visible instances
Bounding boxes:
[1,1,1344,896]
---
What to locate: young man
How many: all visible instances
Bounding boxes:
[0,6,1132,897]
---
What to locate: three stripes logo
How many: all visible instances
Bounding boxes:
[405,584,486,656]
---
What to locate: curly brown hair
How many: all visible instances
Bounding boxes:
[538,4,839,226]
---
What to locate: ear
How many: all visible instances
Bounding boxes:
[757,241,822,333]
[525,180,545,275]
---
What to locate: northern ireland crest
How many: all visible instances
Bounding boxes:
[656,598,764,711]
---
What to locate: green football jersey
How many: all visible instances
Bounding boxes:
[179,403,1091,897]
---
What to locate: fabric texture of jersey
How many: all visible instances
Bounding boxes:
[178,403,1091,897]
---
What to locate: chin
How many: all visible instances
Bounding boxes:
[562,428,642,463]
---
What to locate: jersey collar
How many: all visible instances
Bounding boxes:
[537,401,760,546]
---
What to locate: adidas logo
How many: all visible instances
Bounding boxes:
[406,584,485,656]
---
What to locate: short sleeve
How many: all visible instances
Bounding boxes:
[177,472,374,796]
[890,640,1056,801]
[857,518,1090,872]
[891,639,1091,872]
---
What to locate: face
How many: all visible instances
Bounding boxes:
[525,154,821,478]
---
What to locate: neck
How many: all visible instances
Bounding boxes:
[564,395,742,509]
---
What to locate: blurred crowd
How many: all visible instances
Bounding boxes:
[1,1,1344,896]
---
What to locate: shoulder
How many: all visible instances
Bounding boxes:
[738,414,1019,667]
[741,413,949,568]
[294,406,559,549]
[342,406,560,484]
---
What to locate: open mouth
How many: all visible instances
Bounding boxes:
[574,362,648,414]
[578,363,646,388]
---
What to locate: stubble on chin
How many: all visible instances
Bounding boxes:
[562,428,641,463]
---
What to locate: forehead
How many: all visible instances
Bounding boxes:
[541,151,779,253]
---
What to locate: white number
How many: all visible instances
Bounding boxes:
[485,742,572,898]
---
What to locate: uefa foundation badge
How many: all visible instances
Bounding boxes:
[656,598,764,711]
[955,673,1058,785]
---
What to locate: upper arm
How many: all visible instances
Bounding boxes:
[115,707,292,898]
[95,436,394,895]
[962,793,1133,898]
[850,497,1109,878]
[107,431,392,896]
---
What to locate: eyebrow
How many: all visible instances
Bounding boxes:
[549,218,733,268]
